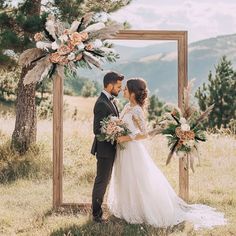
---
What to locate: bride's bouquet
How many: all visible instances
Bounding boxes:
[96,115,131,149]
[161,80,214,172]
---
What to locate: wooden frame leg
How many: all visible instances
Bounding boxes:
[53,74,63,208]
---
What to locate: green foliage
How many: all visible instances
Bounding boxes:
[85,0,132,13]
[227,118,236,135]
[36,95,68,119]
[65,69,101,96]
[0,2,44,67]
[0,12,10,26]
[1,30,23,51]
[105,51,120,63]
[53,0,85,22]
[37,97,53,119]
[147,94,165,125]
[64,71,83,95]
[22,15,44,33]
[162,123,177,136]
[81,80,98,97]
[0,67,20,99]
[195,56,236,128]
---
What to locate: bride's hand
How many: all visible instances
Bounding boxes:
[117,136,127,143]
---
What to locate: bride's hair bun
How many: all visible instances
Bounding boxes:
[127,78,148,107]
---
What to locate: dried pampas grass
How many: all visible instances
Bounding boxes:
[23,56,51,85]
[19,48,45,67]
[89,22,123,40]
[83,51,101,68]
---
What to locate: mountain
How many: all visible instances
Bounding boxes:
[78,33,236,102]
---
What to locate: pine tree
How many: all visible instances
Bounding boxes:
[195,56,236,128]
[0,68,20,99]
[0,0,131,154]
[147,94,164,126]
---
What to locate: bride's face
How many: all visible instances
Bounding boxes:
[123,86,130,99]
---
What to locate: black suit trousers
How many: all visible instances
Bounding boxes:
[92,155,115,218]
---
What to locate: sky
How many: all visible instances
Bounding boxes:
[11,0,236,47]
[110,0,236,46]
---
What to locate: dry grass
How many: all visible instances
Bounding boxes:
[0,96,236,236]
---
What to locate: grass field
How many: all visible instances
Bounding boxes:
[0,96,236,236]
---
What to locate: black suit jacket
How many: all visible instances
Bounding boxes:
[91,92,119,158]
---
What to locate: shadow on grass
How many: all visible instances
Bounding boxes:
[50,214,189,236]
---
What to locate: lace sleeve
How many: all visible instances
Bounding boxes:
[132,106,147,135]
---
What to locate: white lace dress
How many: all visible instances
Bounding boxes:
[107,103,227,230]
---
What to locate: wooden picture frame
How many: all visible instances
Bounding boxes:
[53,30,188,209]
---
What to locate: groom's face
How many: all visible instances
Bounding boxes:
[110,80,122,97]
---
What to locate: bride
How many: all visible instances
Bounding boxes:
[107,78,227,230]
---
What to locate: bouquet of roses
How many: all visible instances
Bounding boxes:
[161,80,214,172]
[96,115,131,149]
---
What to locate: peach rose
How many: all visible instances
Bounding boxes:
[175,127,195,141]
[85,43,94,51]
[67,41,75,51]
[34,32,44,42]
[58,56,69,65]
[49,52,61,63]
[69,32,82,46]
[58,45,71,55]
[80,32,88,41]
[75,53,83,61]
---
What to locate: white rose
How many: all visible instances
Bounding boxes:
[181,124,190,131]
[59,34,68,43]
[77,42,85,51]
[36,41,52,51]
[51,41,59,50]
[67,52,75,61]
[180,117,187,124]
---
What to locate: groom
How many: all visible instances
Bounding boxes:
[91,71,124,223]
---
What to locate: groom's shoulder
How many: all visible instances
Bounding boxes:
[96,93,104,102]
[94,94,107,107]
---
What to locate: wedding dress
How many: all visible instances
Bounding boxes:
[107,103,227,230]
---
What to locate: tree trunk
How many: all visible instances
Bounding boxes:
[11,0,41,154]
[11,66,37,154]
